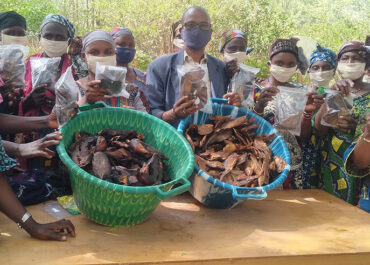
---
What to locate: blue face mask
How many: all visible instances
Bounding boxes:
[181,28,211,50]
[115,47,136,64]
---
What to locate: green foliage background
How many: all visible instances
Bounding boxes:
[1,0,369,79]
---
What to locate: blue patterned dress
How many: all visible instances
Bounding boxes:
[0,136,18,172]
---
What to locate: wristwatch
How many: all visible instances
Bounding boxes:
[17,212,32,229]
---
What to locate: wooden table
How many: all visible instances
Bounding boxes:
[1,190,370,265]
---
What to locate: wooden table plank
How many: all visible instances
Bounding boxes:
[1,189,369,265]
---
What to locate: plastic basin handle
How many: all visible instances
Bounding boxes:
[232,186,267,200]
[155,178,191,200]
[211,97,228,104]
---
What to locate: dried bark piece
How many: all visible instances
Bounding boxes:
[207,169,221,178]
[195,155,208,171]
[217,116,248,132]
[205,129,233,148]
[92,152,111,179]
[273,156,286,173]
[185,132,195,152]
[209,115,232,129]
[239,123,258,136]
[237,153,248,166]
[233,128,248,146]
[206,160,225,170]
[198,124,214,135]
[219,153,239,181]
[199,135,208,150]
[208,151,231,161]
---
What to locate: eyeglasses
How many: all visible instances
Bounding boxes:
[183,22,212,31]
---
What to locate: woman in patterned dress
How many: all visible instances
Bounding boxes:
[253,38,324,189]
[315,41,370,205]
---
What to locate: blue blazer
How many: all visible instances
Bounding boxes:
[143,50,229,127]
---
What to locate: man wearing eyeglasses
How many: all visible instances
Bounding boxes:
[144,6,241,127]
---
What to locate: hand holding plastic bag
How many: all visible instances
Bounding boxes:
[31,57,61,90]
[95,62,128,97]
[321,90,352,128]
[177,63,212,113]
[274,86,308,136]
[55,66,80,128]
[229,64,260,109]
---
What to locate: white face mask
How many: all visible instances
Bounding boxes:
[86,54,116,73]
[40,37,68,57]
[309,69,334,87]
[1,33,27,46]
[173,38,185,50]
[269,64,297,82]
[224,51,247,63]
[337,62,366,80]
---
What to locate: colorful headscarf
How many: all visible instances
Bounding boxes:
[269,38,310,74]
[68,37,83,56]
[110,27,133,40]
[40,14,75,39]
[219,29,246,52]
[82,30,114,52]
[269,38,298,60]
[337,41,370,65]
[0,11,27,31]
[309,44,337,69]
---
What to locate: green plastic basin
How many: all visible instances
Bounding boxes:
[56,103,194,226]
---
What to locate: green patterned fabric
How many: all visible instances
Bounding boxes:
[320,92,370,205]
[57,103,194,226]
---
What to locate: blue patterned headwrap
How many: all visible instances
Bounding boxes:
[309,44,337,69]
[40,14,75,39]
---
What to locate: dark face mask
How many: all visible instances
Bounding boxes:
[181,28,211,50]
[116,47,136,64]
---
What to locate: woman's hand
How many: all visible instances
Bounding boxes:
[85,80,107,104]
[22,84,47,112]
[254,87,279,113]
[330,79,354,96]
[24,218,75,241]
[48,104,78,129]
[0,82,24,108]
[225,59,240,78]
[337,115,357,135]
[305,92,324,113]
[18,131,63,159]
[223,92,241,107]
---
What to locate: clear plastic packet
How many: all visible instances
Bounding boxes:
[321,90,352,128]
[55,66,80,128]
[43,201,72,219]
[0,44,28,88]
[95,62,128,97]
[177,63,212,113]
[229,64,260,109]
[274,86,308,136]
[31,57,61,89]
